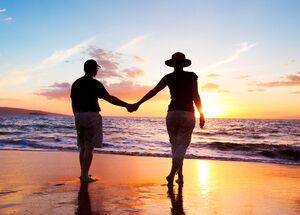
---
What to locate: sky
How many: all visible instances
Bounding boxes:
[0,0,300,119]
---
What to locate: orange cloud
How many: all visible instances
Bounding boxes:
[105,81,168,101]
[202,82,219,90]
[202,82,228,93]
[123,68,144,78]
[257,71,300,87]
[36,80,168,102]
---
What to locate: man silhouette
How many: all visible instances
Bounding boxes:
[71,59,130,183]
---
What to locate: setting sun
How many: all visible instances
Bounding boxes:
[195,92,225,118]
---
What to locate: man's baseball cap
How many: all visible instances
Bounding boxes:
[84,59,101,72]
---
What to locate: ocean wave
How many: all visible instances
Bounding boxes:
[260,148,300,161]
[1,116,300,166]
[200,141,300,162]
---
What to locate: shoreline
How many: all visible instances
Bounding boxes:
[1,150,300,214]
[0,148,299,167]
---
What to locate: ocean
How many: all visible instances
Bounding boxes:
[0,115,299,165]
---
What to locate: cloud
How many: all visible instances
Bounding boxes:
[0,98,20,102]
[36,80,168,101]
[207,73,220,78]
[89,35,149,81]
[116,35,149,53]
[88,47,123,79]
[133,56,145,63]
[256,71,300,87]
[0,8,7,13]
[283,59,296,67]
[0,38,94,87]
[35,38,94,71]
[123,68,144,78]
[88,47,146,80]
[202,42,256,71]
[201,82,228,93]
[235,75,250,79]
[36,82,71,100]
[105,81,152,100]
[248,89,265,92]
[105,81,169,101]
[292,91,300,94]
[202,83,220,90]
[4,17,12,22]
[98,69,123,79]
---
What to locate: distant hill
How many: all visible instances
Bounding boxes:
[0,107,66,116]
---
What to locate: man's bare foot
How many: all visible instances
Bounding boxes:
[166,175,174,187]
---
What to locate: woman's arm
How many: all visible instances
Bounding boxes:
[128,80,166,112]
[192,80,205,128]
[137,80,166,105]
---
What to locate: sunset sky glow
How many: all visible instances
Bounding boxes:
[1,0,300,118]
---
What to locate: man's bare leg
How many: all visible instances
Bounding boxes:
[80,147,94,182]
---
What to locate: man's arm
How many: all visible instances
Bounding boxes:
[102,94,129,108]
[192,80,205,128]
[71,100,76,115]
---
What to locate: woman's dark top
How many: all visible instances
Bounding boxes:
[71,76,109,113]
[162,71,198,113]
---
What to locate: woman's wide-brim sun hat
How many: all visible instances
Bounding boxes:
[165,52,191,67]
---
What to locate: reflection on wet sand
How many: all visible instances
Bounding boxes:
[197,160,210,197]
[76,183,101,215]
[168,185,185,215]
[1,151,300,214]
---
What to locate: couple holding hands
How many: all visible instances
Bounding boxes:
[71,52,205,186]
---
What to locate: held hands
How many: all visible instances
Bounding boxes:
[126,103,140,113]
[200,114,205,128]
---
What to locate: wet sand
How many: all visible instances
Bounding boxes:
[0,150,300,215]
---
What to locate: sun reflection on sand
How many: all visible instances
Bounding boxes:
[197,160,210,197]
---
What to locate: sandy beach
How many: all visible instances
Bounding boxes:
[0,150,299,215]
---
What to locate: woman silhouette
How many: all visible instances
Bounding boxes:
[130,52,205,186]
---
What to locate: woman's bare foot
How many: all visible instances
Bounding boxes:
[80,175,97,183]
[175,175,184,185]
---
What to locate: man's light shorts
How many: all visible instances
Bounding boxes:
[75,112,103,148]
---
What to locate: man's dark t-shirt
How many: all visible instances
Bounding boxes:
[162,71,198,113]
[71,76,109,113]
